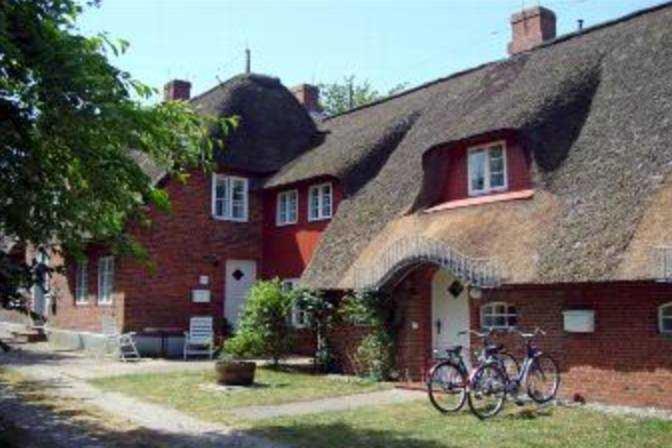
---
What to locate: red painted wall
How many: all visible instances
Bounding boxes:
[435,132,532,204]
[262,177,341,279]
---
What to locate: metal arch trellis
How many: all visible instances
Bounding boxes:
[653,245,672,283]
[353,235,503,290]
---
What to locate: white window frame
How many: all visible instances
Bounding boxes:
[481,301,518,330]
[308,182,333,222]
[467,140,508,197]
[75,261,88,304]
[659,302,672,335]
[97,256,114,306]
[276,189,299,226]
[282,278,309,329]
[211,174,249,222]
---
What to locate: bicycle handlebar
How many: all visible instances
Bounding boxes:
[511,327,546,338]
[457,329,491,338]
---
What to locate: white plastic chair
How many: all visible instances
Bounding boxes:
[183,316,214,360]
[101,315,140,361]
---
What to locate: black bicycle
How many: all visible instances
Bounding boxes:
[427,329,519,413]
[467,327,560,419]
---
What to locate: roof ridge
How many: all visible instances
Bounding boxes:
[323,0,672,122]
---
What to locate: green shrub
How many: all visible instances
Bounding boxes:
[355,331,395,381]
[341,289,398,381]
[223,279,293,365]
[292,288,336,372]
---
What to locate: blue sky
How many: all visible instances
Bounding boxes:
[79,0,663,100]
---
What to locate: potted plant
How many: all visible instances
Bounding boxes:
[215,352,256,386]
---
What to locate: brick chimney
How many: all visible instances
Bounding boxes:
[290,84,322,116]
[163,79,191,101]
[508,6,557,56]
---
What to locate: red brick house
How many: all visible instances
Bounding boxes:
[17,4,672,408]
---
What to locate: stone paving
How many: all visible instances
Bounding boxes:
[0,330,422,448]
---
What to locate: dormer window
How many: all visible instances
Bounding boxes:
[277,190,298,226]
[308,182,332,221]
[212,174,248,222]
[468,141,507,196]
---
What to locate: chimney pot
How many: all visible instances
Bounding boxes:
[163,79,191,101]
[508,6,557,56]
[290,84,323,117]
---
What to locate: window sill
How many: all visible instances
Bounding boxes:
[425,189,534,214]
[307,216,332,222]
[276,221,298,227]
[212,215,248,223]
[97,302,113,307]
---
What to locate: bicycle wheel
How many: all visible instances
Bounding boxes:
[526,353,560,404]
[427,361,467,413]
[467,362,507,419]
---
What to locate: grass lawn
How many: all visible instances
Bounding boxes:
[250,401,672,448]
[89,365,390,424]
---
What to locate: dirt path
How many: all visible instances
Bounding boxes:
[234,389,424,420]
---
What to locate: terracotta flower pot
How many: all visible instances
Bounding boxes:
[215,360,256,386]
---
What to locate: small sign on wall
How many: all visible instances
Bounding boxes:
[563,310,595,333]
[191,289,211,303]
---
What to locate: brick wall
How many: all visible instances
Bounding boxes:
[47,245,124,332]
[329,266,672,409]
[46,169,264,336]
[121,170,263,334]
[480,282,672,408]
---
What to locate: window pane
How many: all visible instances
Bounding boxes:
[489,154,504,174]
[310,189,319,218]
[483,316,494,328]
[490,173,505,188]
[663,318,672,332]
[469,150,486,192]
[662,306,672,317]
[494,316,506,327]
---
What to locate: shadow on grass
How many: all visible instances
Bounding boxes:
[0,373,273,448]
[503,405,555,420]
[251,421,449,448]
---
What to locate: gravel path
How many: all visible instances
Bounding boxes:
[0,332,289,448]
[234,389,425,420]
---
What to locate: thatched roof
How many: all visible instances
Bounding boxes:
[191,74,322,174]
[132,74,322,184]
[290,2,672,289]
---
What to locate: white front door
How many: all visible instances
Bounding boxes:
[224,260,257,328]
[431,270,470,362]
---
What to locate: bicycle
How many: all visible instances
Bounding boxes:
[467,327,560,419]
[427,329,519,413]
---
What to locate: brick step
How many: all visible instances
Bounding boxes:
[10,330,47,343]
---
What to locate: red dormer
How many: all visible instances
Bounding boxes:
[424,130,533,211]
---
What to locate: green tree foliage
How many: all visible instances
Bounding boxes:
[223,280,293,366]
[0,0,235,307]
[319,75,407,116]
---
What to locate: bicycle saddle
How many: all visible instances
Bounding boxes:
[485,343,504,353]
[446,345,463,355]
